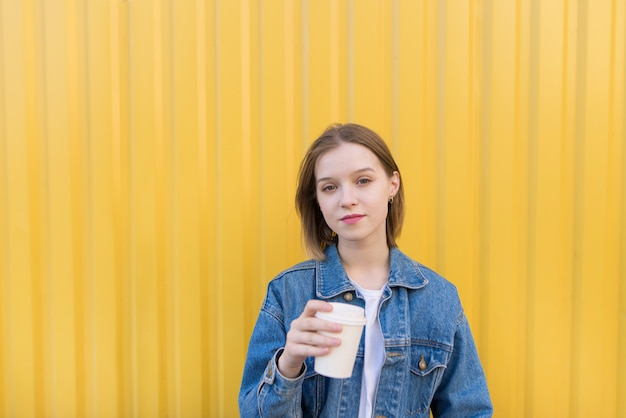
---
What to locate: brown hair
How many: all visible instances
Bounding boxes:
[295,123,405,260]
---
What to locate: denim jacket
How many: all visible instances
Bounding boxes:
[239,245,493,417]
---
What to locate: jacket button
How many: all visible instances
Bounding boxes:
[419,355,427,371]
[343,293,353,302]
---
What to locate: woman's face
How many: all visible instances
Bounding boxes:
[314,142,399,248]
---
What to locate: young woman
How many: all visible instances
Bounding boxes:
[239,123,492,417]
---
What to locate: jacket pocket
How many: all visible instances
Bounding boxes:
[405,344,450,416]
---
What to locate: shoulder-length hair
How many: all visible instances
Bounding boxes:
[295,123,405,260]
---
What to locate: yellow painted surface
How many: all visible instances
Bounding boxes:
[0,1,624,417]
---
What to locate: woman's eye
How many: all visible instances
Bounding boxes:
[357,178,371,185]
[322,184,336,192]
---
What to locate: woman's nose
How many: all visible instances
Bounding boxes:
[340,187,358,206]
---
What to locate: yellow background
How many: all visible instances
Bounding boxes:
[0,0,625,417]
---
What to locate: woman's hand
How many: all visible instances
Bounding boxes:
[277,300,342,378]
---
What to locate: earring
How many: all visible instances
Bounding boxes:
[388,197,394,204]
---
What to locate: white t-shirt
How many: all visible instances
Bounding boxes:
[351,280,385,418]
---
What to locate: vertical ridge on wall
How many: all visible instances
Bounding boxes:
[484,0,525,411]
[300,0,309,141]
[602,1,625,414]
[558,9,576,414]
[110,0,131,416]
[242,0,261,344]
[379,0,393,139]
[216,0,246,412]
[4,0,29,414]
[435,0,447,273]
[512,0,530,412]
[23,0,47,415]
[575,0,619,414]
[130,0,160,414]
[240,0,253,341]
[477,0,492,376]
[570,0,588,414]
[197,0,220,415]
[283,0,303,275]
[0,0,7,412]
[346,0,354,121]
[67,0,87,415]
[329,0,340,119]
[173,0,205,415]
[394,0,420,266]
[151,0,174,415]
[559,0,576,414]
[45,0,69,410]
[195,0,208,415]
[420,0,438,268]
[212,1,224,410]
[525,0,540,412]
[194,0,211,416]
[609,0,626,411]
[390,1,398,141]
[467,0,480,342]
[617,3,626,416]
[352,0,383,127]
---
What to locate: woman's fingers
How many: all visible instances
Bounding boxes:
[298,299,333,320]
[278,300,343,374]
[291,300,342,336]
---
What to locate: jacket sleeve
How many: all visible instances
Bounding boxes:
[430,313,494,417]
[238,308,306,418]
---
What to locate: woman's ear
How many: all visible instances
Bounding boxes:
[389,171,400,197]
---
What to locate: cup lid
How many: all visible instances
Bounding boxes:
[315,302,366,326]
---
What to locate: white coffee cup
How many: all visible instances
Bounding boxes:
[314,302,366,379]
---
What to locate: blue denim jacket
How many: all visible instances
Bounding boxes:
[239,245,493,417]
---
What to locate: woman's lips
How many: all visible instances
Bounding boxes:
[340,214,364,224]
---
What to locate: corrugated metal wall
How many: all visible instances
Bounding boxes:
[0,0,624,416]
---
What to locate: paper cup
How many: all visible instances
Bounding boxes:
[314,302,366,379]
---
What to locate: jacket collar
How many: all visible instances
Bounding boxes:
[316,245,428,299]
